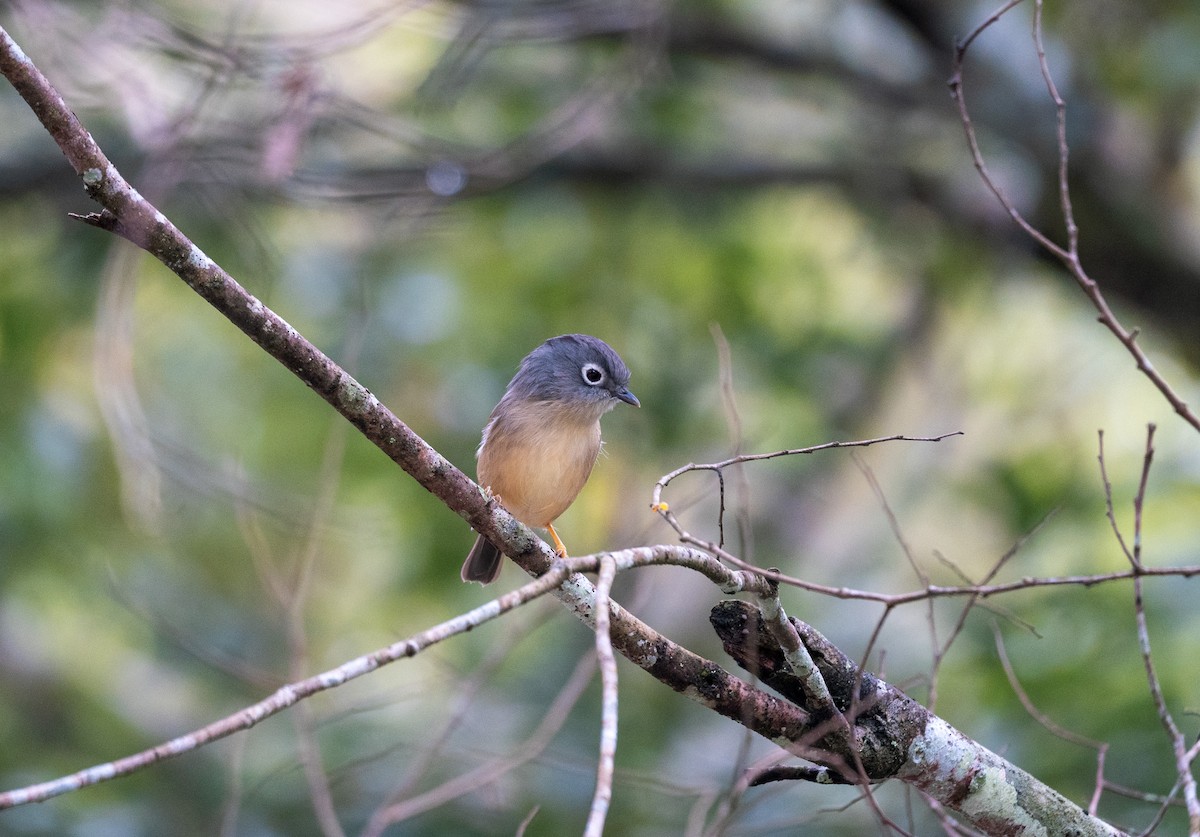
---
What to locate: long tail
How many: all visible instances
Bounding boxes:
[461,535,503,584]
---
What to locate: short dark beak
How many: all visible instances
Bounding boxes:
[614,387,640,407]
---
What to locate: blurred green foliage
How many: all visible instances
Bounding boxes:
[1,1,1199,835]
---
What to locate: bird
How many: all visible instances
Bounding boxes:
[461,334,639,584]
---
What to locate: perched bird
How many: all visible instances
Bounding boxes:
[461,334,639,584]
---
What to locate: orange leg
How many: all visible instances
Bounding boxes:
[546,523,569,558]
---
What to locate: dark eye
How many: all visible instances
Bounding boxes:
[581,363,606,386]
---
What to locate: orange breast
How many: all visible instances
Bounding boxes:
[477,402,603,527]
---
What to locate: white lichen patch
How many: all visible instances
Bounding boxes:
[186,247,215,272]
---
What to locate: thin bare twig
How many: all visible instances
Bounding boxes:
[286,419,352,837]
[1133,777,1188,837]
[950,0,1200,433]
[701,750,793,836]
[991,623,1109,814]
[0,566,574,809]
[365,650,597,828]
[710,322,754,559]
[855,454,926,585]
[1116,426,1200,834]
[652,466,1200,606]
[650,434,963,584]
[926,518,1053,710]
[361,604,558,835]
[653,433,963,508]
[585,553,619,837]
[1097,430,1139,570]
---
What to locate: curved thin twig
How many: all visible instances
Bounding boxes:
[0,567,574,808]
[949,0,1200,433]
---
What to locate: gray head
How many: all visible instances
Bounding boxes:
[503,334,639,418]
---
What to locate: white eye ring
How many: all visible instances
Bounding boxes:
[581,363,606,386]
